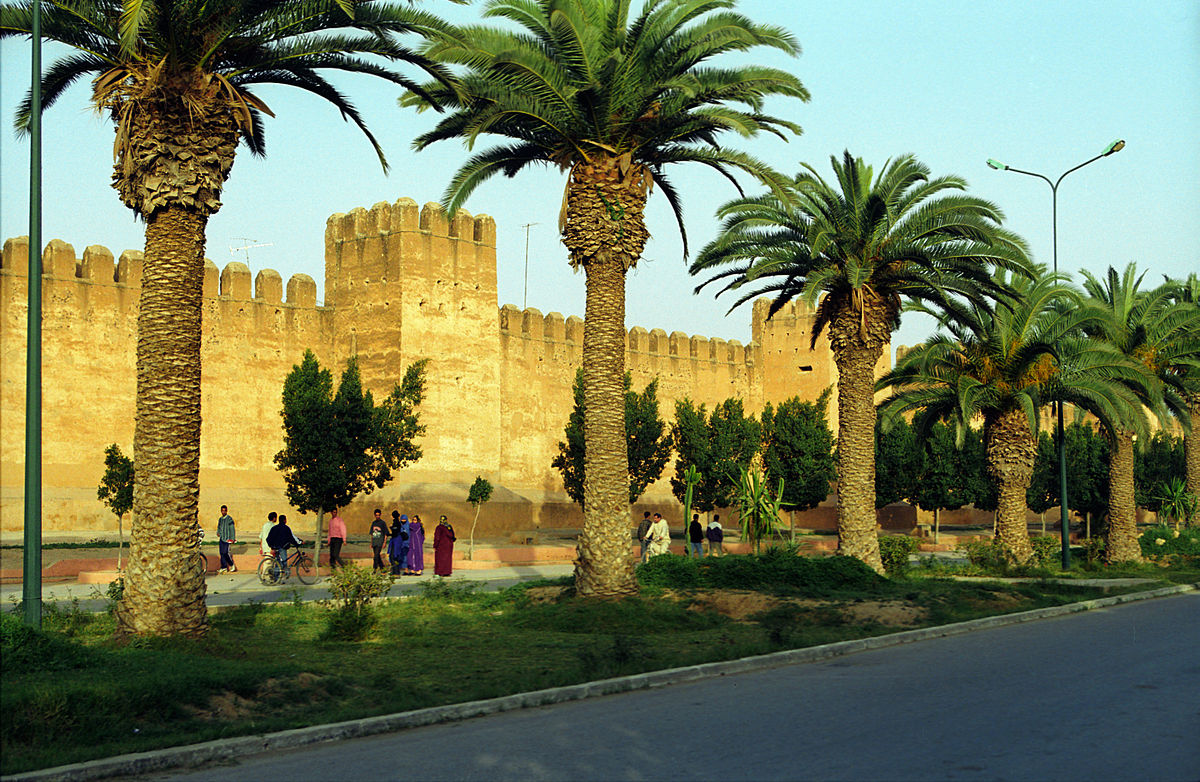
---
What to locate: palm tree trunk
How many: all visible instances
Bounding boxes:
[828,311,886,573]
[985,408,1036,564]
[1104,429,1142,563]
[116,205,208,637]
[565,159,650,598]
[1187,397,1200,498]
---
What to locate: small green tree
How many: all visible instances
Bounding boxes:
[761,390,835,539]
[672,398,761,514]
[552,369,672,506]
[875,417,920,509]
[275,350,428,574]
[1135,431,1185,513]
[911,423,976,543]
[97,444,134,570]
[467,476,494,560]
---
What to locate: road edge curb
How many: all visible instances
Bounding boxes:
[8,582,1196,782]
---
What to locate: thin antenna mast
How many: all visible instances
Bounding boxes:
[522,223,538,309]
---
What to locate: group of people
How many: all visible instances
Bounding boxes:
[213,505,457,578]
[637,511,724,562]
[369,509,457,577]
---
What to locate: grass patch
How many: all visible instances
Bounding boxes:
[2,554,1191,775]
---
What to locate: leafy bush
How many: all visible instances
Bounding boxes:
[637,549,884,597]
[418,578,482,602]
[1029,536,1060,568]
[1139,525,1200,558]
[877,535,920,575]
[0,612,100,672]
[322,563,393,641]
[327,563,393,614]
[959,540,1009,572]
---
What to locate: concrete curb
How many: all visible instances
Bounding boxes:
[8,582,1196,782]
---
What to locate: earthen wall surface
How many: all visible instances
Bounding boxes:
[1,196,883,538]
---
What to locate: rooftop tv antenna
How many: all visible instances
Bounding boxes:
[230,237,273,263]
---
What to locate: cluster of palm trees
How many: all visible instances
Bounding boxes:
[877,267,1200,565]
[6,0,1195,635]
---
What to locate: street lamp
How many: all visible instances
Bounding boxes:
[987,139,1125,570]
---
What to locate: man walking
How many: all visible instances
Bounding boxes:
[637,511,653,563]
[646,512,671,558]
[706,514,724,556]
[217,505,237,573]
[688,513,704,559]
[369,508,388,571]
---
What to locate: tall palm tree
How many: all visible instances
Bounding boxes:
[691,152,1031,571]
[1080,264,1200,561]
[2,0,453,636]
[1164,272,1200,497]
[402,0,809,597]
[878,272,1148,564]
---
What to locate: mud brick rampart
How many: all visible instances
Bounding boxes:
[0,196,885,537]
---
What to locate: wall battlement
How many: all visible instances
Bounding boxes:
[1,236,321,311]
[1,193,873,537]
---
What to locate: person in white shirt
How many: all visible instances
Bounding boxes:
[647,512,671,557]
[260,511,277,557]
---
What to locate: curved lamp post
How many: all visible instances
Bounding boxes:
[986,139,1126,570]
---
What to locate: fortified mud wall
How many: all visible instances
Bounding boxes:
[0,196,883,538]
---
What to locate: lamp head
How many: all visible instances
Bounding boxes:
[1103,139,1126,156]
[986,158,1008,171]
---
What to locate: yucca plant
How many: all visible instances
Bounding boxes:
[1157,478,1198,531]
[737,467,783,555]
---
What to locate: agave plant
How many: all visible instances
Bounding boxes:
[737,467,784,555]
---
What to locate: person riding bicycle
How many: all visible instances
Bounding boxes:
[265,513,303,577]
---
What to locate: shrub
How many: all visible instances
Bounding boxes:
[322,563,393,641]
[1029,536,1060,568]
[877,535,920,575]
[959,540,1009,572]
[636,554,700,589]
[1139,524,1200,558]
[636,549,884,597]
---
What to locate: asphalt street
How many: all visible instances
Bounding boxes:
[151,591,1200,782]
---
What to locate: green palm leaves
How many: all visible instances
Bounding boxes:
[880,271,1155,563]
[691,151,1031,340]
[691,151,1031,571]
[403,0,809,243]
[2,0,453,169]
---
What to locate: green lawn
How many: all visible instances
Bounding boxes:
[2,551,1192,775]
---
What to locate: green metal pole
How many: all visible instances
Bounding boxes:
[23,0,44,627]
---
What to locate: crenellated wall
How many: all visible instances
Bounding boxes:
[1,196,883,537]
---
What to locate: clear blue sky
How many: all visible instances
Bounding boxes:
[2,0,1198,352]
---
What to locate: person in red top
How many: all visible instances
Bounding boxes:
[433,515,456,576]
[326,511,347,569]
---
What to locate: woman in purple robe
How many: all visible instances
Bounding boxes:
[406,514,426,575]
[433,515,456,577]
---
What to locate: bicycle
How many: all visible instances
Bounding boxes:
[189,527,209,578]
[257,547,315,585]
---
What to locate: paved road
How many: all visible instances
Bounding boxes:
[155,592,1200,782]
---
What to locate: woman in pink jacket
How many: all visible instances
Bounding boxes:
[326,512,347,569]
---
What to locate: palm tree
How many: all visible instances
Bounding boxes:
[2,0,453,636]
[1080,264,1200,561]
[878,271,1148,564]
[402,0,809,597]
[1164,272,1200,497]
[691,152,1030,571]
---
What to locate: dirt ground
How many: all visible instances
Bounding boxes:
[522,585,928,627]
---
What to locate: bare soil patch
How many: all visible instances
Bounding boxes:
[685,589,928,627]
